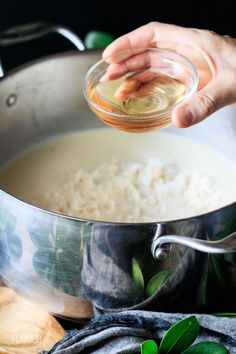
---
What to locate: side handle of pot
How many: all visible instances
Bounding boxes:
[151,229,236,260]
[0,22,85,77]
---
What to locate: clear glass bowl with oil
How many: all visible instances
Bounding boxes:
[83,48,198,132]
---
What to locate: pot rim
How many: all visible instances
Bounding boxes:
[0,186,235,226]
[0,48,102,81]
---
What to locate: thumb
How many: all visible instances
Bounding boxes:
[172,73,236,128]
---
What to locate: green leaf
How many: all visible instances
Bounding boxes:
[159,316,199,354]
[132,258,144,292]
[141,340,158,354]
[182,341,228,354]
[210,255,226,288]
[214,312,236,317]
[146,269,170,297]
[84,31,115,49]
[201,255,211,307]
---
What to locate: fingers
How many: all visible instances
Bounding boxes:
[114,72,160,99]
[112,69,185,100]
[114,79,142,99]
[103,22,204,61]
[101,48,178,82]
[102,22,157,60]
[100,51,151,82]
[101,22,236,129]
[172,71,236,128]
[101,22,214,90]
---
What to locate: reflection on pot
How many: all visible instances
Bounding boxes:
[0,190,236,320]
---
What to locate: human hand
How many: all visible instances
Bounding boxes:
[102,22,236,128]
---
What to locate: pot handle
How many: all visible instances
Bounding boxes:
[151,230,236,260]
[0,22,85,77]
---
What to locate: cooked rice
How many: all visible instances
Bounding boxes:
[47,158,223,222]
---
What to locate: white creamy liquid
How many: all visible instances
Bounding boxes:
[0,128,236,222]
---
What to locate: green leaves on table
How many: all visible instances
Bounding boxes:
[132,258,144,292]
[139,316,228,354]
[210,254,226,288]
[182,342,228,354]
[141,340,158,354]
[132,257,170,298]
[214,312,236,317]
[159,316,199,354]
[84,31,115,49]
[146,269,171,297]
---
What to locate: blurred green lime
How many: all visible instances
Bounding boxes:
[84,31,115,49]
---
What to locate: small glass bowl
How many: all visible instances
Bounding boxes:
[83,48,198,133]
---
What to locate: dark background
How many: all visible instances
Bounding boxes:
[0,0,235,71]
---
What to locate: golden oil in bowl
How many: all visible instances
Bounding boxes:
[84,48,198,132]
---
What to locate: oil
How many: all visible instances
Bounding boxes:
[87,72,187,132]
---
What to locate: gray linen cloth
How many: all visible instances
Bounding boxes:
[48,311,236,353]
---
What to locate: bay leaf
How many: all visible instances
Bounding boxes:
[141,340,158,354]
[132,258,144,292]
[159,316,199,354]
[146,269,170,297]
[182,341,228,354]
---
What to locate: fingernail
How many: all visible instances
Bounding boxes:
[183,107,194,126]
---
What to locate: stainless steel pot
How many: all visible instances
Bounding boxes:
[0,23,236,321]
